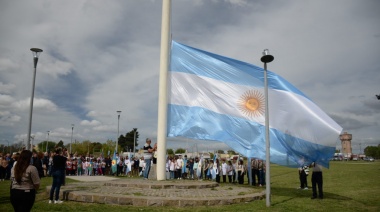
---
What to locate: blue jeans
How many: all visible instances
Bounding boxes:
[259,170,265,185]
[143,159,151,179]
[50,170,64,201]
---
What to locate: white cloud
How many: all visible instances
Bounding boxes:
[80,120,101,126]
[11,98,57,112]
[0,94,14,107]
[1,0,379,153]
[0,82,16,94]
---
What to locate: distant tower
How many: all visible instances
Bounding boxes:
[340,132,352,158]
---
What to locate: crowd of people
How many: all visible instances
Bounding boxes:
[164,155,267,186]
[1,143,324,210]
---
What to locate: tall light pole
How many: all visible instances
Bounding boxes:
[30,135,35,150]
[27,48,43,151]
[70,124,74,153]
[46,131,50,152]
[116,111,121,153]
[133,128,137,155]
[261,49,274,207]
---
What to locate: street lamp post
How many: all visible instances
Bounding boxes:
[7,140,9,154]
[116,111,121,153]
[46,131,50,152]
[30,135,35,150]
[261,49,274,207]
[27,48,43,151]
[133,128,137,156]
[70,124,74,153]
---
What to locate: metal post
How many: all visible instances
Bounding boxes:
[27,48,43,150]
[156,0,171,181]
[133,128,136,155]
[46,131,50,152]
[116,111,121,153]
[70,124,74,153]
[261,49,274,207]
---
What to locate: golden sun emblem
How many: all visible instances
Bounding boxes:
[238,90,265,117]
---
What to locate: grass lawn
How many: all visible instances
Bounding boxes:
[1,161,379,211]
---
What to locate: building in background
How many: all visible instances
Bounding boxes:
[340,132,352,159]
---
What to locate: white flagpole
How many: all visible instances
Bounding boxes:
[156,0,171,181]
[261,49,274,207]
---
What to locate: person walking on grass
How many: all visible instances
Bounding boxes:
[10,150,40,212]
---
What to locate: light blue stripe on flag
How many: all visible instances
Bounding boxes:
[168,41,342,168]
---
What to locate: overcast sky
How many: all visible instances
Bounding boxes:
[0,0,379,154]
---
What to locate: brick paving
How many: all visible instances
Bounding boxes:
[47,176,265,207]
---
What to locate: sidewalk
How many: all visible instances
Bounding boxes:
[66,175,118,182]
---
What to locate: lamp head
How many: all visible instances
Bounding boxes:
[261,49,274,63]
[30,48,43,58]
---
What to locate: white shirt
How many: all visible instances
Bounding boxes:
[222,162,227,175]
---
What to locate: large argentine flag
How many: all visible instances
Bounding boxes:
[168,41,342,168]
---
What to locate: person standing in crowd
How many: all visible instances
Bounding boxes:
[192,157,198,180]
[237,159,245,184]
[124,156,131,177]
[169,157,175,179]
[177,155,184,180]
[42,152,49,177]
[203,159,209,180]
[227,160,233,183]
[166,156,170,179]
[72,158,77,176]
[182,155,188,179]
[139,156,144,177]
[298,165,309,190]
[215,158,221,183]
[48,153,53,177]
[66,158,72,176]
[188,158,194,180]
[232,158,238,183]
[32,152,44,179]
[221,158,227,183]
[258,159,266,186]
[105,156,111,175]
[143,138,154,180]
[98,158,106,175]
[133,156,139,177]
[0,156,8,181]
[77,156,83,176]
[49,148,67,204]
[10,150,40,212]
[6,153,18,180]
[311,162,323,199]
[251,158,259,186]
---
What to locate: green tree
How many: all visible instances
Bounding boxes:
[227,150,237,155]
[102,139,116,157]
[37,141,57,153]
[167,148,174,155]
[217,149,225,154]
[175,148,186,154]
[210,153,214,159]
[364,146,380,158]
[118,128,139,152]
